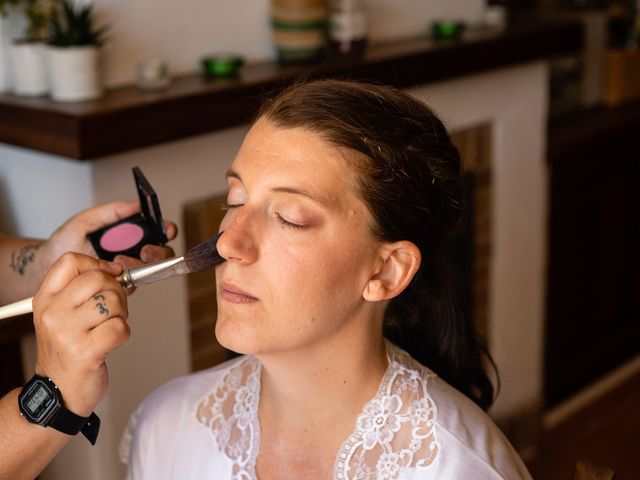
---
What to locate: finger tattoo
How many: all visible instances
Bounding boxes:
[93,294,109,316]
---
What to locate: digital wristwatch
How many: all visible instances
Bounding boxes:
[18,374,100,445]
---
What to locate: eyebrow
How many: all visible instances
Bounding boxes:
[225,168,332,207]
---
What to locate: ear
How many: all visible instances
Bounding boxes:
[363,241,421,302]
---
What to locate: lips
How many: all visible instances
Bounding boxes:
[219,281,258,304]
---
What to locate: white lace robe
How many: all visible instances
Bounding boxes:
[121,344,532,480]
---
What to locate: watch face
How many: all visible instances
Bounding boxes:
[19,379,56,423]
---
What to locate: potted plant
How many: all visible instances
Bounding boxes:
[46,0,107,101]
[7,0,54,96]
[0,1,21,92]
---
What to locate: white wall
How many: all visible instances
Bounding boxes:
[90,0,485,87]
[0,145,93,235]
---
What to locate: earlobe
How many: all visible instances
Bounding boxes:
[363,241,421,302]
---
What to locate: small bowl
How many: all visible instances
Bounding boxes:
[431,21,466,41]
[137,58,171,90]
[200,55,244,78]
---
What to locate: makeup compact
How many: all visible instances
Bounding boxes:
[88,167,168,261]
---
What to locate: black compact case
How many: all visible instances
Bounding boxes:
[88,167,168,261]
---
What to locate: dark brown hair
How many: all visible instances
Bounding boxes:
[257,79,496,409]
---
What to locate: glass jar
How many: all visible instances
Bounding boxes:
[328,0,367,57]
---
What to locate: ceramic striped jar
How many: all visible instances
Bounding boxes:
[270,0,329,64]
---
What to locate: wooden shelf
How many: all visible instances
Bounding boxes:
[0,18,582,160]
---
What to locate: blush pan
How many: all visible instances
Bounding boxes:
[100,223,145,252]
[87,167,168,261]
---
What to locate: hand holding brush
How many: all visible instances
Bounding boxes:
[0,233,224,321]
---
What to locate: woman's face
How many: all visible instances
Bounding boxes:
[214,117,383,356]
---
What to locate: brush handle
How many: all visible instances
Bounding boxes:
[118,256,188,288]
[0,297,33,320]
[0,255,191,323]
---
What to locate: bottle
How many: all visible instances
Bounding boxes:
[328,0,367,58]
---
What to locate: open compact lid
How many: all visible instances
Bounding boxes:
[133,166,168,244]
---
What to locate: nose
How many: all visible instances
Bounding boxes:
[216,207,259,265]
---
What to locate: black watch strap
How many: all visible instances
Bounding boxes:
[48,407,101,445]
[19,375,101,445]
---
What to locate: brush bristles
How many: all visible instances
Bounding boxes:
[184,232,225,272]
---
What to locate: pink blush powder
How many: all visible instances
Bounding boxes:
[100,223,145,252]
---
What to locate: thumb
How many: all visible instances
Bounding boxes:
[68,201,141,233]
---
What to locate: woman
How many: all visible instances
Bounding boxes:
[121,80,532,479]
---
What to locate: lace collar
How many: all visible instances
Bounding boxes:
[196,343,440,480]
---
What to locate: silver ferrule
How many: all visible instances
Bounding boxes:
[117,256,189,289]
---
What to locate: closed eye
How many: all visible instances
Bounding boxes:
[276,213,309,230]
[221,202,308,229]
[221,202,243,211]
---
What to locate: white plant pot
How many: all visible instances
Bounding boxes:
[0,18,12,93]
[47,45,102,102]
[10,41,48,96]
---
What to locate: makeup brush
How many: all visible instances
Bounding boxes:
[0,232,224,321]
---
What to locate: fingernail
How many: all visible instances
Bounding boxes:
[140,247,151,262]
[106,260,123,272]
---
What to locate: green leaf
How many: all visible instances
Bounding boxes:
[48,0,108,46]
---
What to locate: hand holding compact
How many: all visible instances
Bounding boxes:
[40,200,178,290]
[32,253,130,418]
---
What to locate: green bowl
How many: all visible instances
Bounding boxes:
[201,55,244,78]
[431,21,466,40]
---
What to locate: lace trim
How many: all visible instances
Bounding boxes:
[196,357,261,480]
[333,345,440,479]
[196,344,439,480]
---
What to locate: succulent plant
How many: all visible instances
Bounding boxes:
[49,0,107,47]
[25,0,56,41]
[1,0,56,42]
